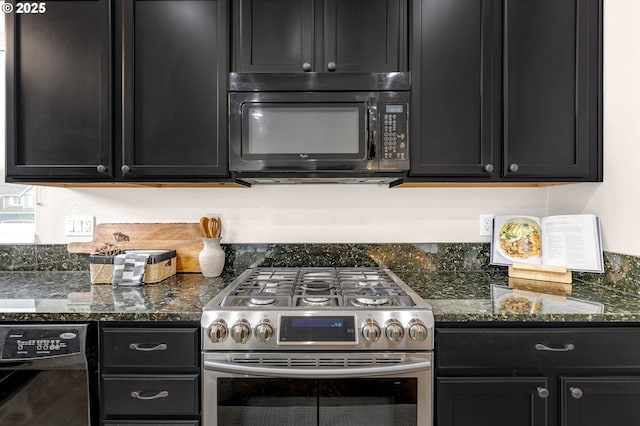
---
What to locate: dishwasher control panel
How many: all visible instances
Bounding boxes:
[1,328,83,359]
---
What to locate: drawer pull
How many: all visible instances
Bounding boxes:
[131,390,169,400]
[129,343,168,352]
[570,387,583,399]
[535,343,575,352]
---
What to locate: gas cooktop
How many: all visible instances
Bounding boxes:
[212,267,423,309]
[201,267,434,351]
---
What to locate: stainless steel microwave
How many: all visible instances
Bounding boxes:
[228,88,410,184]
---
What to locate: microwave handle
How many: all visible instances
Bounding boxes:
[368,106,377,160]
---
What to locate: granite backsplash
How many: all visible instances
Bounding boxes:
[0,243,638,293]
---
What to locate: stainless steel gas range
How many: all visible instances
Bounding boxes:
[201,267,434,426]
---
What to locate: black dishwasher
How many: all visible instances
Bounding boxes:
[0,324,93,425]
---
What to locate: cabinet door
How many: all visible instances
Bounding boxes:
[561,377,640,426]
[5,0,112,181]
[409,0,500,177]
[437,377,548,426]
[233,0,314,72]
[120,0,228,180]
[503,0,602,180]
[323,0,405,72]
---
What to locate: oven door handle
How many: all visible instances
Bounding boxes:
[203,359,431,378]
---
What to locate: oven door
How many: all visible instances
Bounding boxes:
[202,352,432,426]
[229,92,376,172]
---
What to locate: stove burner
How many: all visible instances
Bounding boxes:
[352,297,390,307]
[249,297,277,306]
[303,296,331,305]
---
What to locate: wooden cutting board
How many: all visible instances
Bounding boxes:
[67,223,204,272]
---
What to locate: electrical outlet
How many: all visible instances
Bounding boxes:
[479,214,494,236]
[65,215,94,237]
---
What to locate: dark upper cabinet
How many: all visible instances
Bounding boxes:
[5,0,113,180]
[232,0,406,73]
[6,0,229,183]
[410,0,602,182]
[410,0,500,177]
[502,0,601,180]
[119,0,228,180]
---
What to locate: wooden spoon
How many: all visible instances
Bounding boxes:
[199,217,210,238]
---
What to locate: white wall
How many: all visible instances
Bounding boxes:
[4,0,639,254]
[34,185,547,244]
[548,0,640,257]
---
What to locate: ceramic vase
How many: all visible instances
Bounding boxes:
[199,238,225,277]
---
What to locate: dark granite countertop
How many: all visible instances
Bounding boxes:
[0,270,639,323]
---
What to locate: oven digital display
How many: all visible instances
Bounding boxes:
[279,316,356,343]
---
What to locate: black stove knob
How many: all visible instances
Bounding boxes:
[408,319,428,342]
[254,321,274,343]
[231,320,252,344]
[208,319,228,343]
[385,319,405,343]
[361,320,381,343]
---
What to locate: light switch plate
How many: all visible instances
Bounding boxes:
[479,214,494,236]
[65,215,94,237]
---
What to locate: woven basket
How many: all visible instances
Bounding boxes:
[90,250,177,284]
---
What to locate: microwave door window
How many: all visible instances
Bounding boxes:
[243,104,365,158]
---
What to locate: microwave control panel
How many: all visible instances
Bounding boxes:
[381,103,408,164]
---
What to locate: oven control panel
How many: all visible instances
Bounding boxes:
[1,328,82,359]
[202,311,433,351]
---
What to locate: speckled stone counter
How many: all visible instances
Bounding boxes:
[395,271,640,323]
[0,269,639,323]
[0,271,233,322]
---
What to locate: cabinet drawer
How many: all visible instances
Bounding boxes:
[437,328,640,370]
[102,328,198,371]
[102,375,199,417]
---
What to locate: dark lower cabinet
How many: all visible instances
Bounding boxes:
[100,323,200,425]
[437,377,548,426]
[436,326,640,426]
[410,0,602,182]
[561,377,640,426]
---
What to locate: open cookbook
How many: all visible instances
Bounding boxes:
[490,214,604,273]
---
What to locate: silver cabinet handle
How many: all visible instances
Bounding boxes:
[509,163,519,172]
[302,62,311,71]
[121,164,131,175]
[96,164,107,173]
[129,343,168,352]
[537,387,549,399]
[535,343,575,352]
[484,164,494,173]
[327,61,337,71]
[570,387,583,399]
[131,390,168,400]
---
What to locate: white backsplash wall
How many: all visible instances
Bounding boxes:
[548,0,640,258]
[35,185,548,244]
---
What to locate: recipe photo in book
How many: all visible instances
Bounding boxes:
[490,214,604,273]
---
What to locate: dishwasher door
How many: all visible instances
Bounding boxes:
[0,324,90,426]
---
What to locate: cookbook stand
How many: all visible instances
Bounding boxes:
[508,263,573,296]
